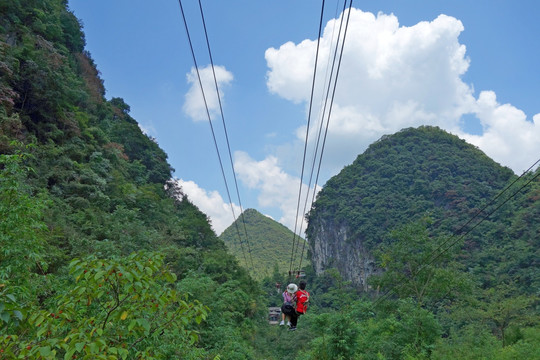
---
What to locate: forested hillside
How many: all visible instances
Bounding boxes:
[296,126,540,358]
[307,126,526,287]
[2,1,539,359]
[0,1,263,358]
[219,208,309,280]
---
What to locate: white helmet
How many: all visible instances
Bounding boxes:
[286,283,298,294]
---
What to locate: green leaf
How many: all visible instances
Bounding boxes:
[95,339,107,348]
[76,286,87,296]
[89,342,99,353]
[35,314,45,326]
[39,346,52,356]
[138,318,150,334]
[94,270,105,281]
[0,311,9,323]
[128,320,137,332]
[37,325,48,337]
[69,259,81,268]
[64,349,76,360]
[118,348,129,360]
[189,332,198,345]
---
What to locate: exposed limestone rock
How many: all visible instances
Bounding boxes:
[309,217,378,290]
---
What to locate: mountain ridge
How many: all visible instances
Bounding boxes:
[219,208,308,280]
[306,126,521,289]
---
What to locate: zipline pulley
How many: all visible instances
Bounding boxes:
[289,270,305,279]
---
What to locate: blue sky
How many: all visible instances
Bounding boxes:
[68,0,539,234]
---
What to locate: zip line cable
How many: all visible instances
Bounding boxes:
[376,167,540,305]
[196,0,254,270]
[374,158,540,305]
[429,169,539,269]
[419,157,540,267]
[376,157,540,303]
[298,0,353,273]
[292,0,350,273]
[375,162,540,304]
[288,0,327,279]
[291,0,346,273]
[290,0,352,276]
[177,0,252,270]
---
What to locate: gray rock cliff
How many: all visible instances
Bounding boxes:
[309,217,377,290]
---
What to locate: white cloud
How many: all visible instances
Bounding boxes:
[173,178,240,235]
[234,151,321,234]
[183,65,233,122]
[172,155,322,235]
[180,8,539,235]
[138,123,156,137]
[460,91,540,173]
[265,8,539,174]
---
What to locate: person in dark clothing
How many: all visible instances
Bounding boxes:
[289,280,309,331]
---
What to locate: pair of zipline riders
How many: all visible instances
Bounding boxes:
[280,280,310,331]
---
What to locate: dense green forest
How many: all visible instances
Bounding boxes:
[219,208,309,281]
[301,127,540,359]
[307,127,540,292]
[0,1,263,358]
[1,1,539,359]
[306,127,539,294]
[308,126,516,250]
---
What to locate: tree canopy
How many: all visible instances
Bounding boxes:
[1,1,538,359]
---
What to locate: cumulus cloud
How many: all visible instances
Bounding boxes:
[172,154,320,234]
[179,8,539,235]
[234,151,320,233]
[183,65,233,121]
[138,123,156,137]
[265,8,539,174]
[173,178,240,235]
[460,91,540,173]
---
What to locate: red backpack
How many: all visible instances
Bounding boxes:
[295,290,310,314]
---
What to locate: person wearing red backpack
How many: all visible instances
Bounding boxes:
[289,280,309,331]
